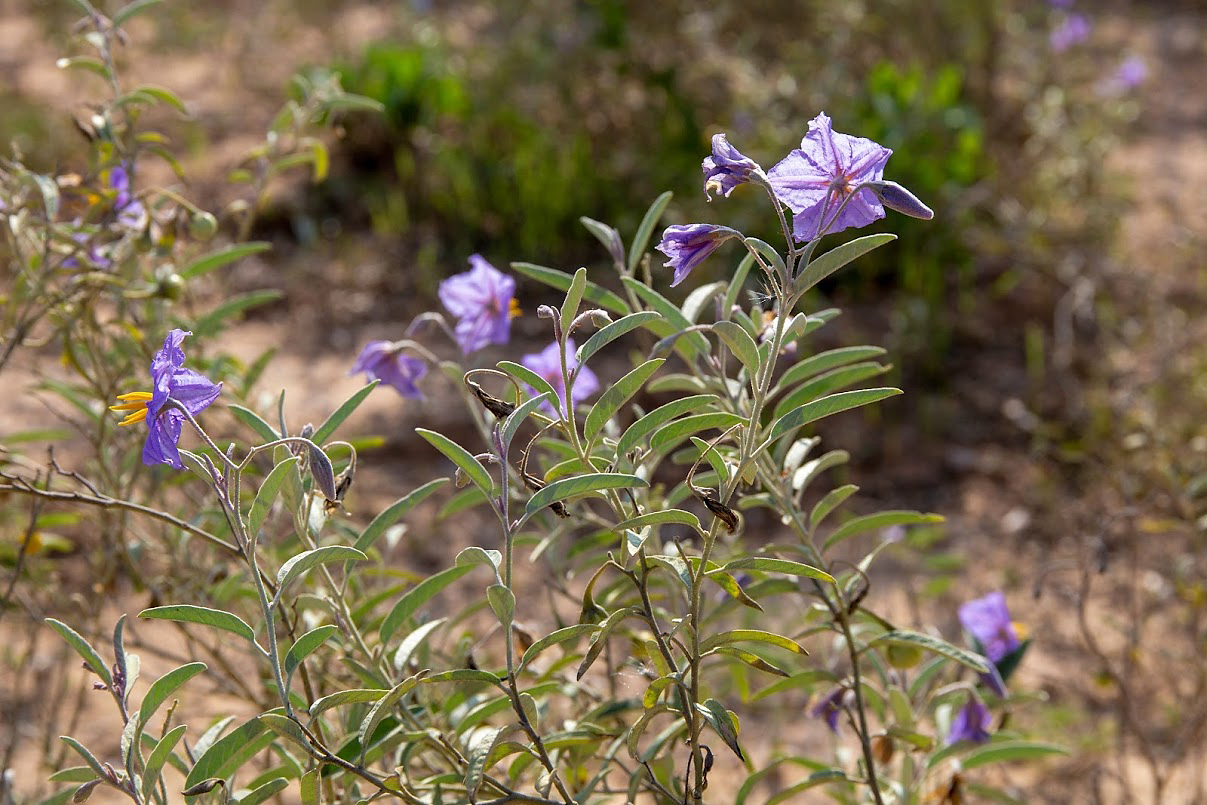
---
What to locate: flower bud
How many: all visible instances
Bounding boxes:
[867,180,934,220]
[189,210,218,240]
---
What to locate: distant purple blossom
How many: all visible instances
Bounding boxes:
[350,341,426,399]
[810,687,846,733]
[1107,56,1148,91]
[1050,13,1091,51]
[520,339,599,417]
[109,165,147,230]
[768,113,894,242]
[702,133,762,199]
[947,697,992,745]
[438,255,517,354]
[656,223,740,287]
[958,592,1020,664]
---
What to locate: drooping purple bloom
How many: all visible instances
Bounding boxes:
[520,339,600,417]
[350,341,427,399]
[958,592,1020,665]
[110,330,221,470]
[810,687,846,733]
[768,113,893,242]
[1050,13,1091,52]
[438,254,517,354]
[109,165,147,230]
[946,696,992,745]
[702,133,763,199]
[656,223,740,287]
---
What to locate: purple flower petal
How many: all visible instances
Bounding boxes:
[141,329,221,469]
[702,133,762,199]
[350,340,426,398]
[655,223,739,287]
[958,591,1020,665]
[946,697,992,745]
[768,113,893,241]
[810,687,846,733]
[521,339,598,417]
[438,255,516,354]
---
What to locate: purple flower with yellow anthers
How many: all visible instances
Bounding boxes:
[110,329,221,469]
[438,254,519,354]
[350,341,427,399]
[702,133,763,199]
[520,339,599,417]
[768,112,894,242]
[946,696,992,745]
[959,591,1020,664]
[655,223,741,287]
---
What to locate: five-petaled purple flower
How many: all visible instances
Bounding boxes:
[768,112,894,242]
[810,686,847,733]
[520,339,600,417]
[438,254,518,354]
[1050,13,1091,52]
[958,591,1020,664]
[702,134,763,199]
[656,223,740,287]
[350,341,427,399]
[110,329,221,470]
[946,696,992,745]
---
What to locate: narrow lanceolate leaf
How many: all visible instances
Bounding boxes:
[140,724,186,794]
[809,484,859,532]
[276,546,367,592]
[699,629,808,656]
[712,320,761,381]
[228,404,278,442]
[393,620,446,671]
[380,564,476,642]
[584,359,665,443]
[616,394,719,457]
[59,737,107,779]
[486,585,516,631]
[139,605,256,643]
[247,457,299,540]
[519,624,596,672]
[619,276,710,358]
[627,705,672,760]
[960,741,1068,770]
[308,688,387,718]
[416,428,494,496]
[611,509,703,534]
[511,262,631,316]
[354,478,448,553]
[258,714,309,750]
[358,674,425,760]
[45,619,112,688]
[767,388,902,444]
[500,393,554,453]
[496,360,560,413]
[794,233,896,293]
[720,557,835,584]
[776,345,888,391]
[869,630,990,673]
[192,290,283,337]
[823,510,944,551]
[696,699,744,760]
[705,646,791,677]
[524,473,648,520]
[628,191,673,272]
[576,311,662,366]
[283,625,339,685]
[235,777,289,805]
[577,607,645,680]
[138,663,206,728]
[464,726,506,798]
[772,361,890,420]
[649,413,745,454]
[179,241,271,280]
[313,381,378,445]
[561,267,588,334]
[184,715,272,789]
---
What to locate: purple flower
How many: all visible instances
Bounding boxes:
[520,339,600,417]
[1108,56,1147,90]
[438,255,517,354]
[110,329,221,470]
[702,133,763,199]
[109,165,147,230]
[958,592,1020,664]
[656,223,740,287]
[1050,13,1091,52]
[946,696,992,745]
[350,341,426,399]
[768,113,894,242]
[810,687,846,733]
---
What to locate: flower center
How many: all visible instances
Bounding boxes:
[509,298,522,319]
[110,391,153,426]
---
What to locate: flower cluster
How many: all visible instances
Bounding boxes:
[657,112,933,287]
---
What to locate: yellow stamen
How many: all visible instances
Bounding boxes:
[111,390,152,426]
[1012,621,1028,641]
[509,298,522,319]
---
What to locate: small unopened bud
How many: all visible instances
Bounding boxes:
[181,778,225,797]
[588,309,612,327]
[189,211,218,240]
[154,272,185,301]
[867,180,934,220]
[536,304,558,320]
